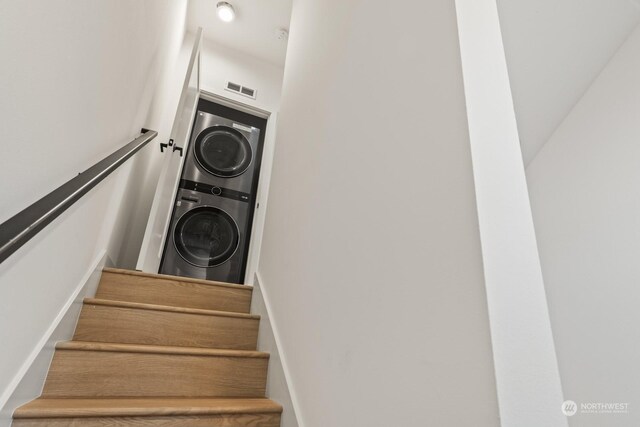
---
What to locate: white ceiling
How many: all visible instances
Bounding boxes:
[186,0,293,67]
[496,0,640,165]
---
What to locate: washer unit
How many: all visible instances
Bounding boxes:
[160,187,250,283]
[182,110,261,194]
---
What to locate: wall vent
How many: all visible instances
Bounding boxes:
[225,81,257,99]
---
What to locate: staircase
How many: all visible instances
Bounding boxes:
[13,268,282,426]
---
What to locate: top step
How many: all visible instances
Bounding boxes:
[96,268,253,313]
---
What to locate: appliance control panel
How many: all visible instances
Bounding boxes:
[179,179,250,202]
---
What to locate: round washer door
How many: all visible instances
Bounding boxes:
[173,206,240,267]
[194,125,253,177]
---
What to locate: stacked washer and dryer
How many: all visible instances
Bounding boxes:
[160,99,266,284]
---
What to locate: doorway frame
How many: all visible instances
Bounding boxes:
[199,89,278,285]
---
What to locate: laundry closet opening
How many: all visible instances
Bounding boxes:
[136,0,291,285]
[160,98,267,283]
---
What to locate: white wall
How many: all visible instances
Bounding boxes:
[0,251,108,427]
[495,0,640,164]
[527,24,640,427]
[0,0,188,412]
[455,1,567,426]
[199,37,285,113]
[257,0,499,425]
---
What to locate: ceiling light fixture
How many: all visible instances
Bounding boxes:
[216,2,236,22]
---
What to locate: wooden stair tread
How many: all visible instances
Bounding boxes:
[96,269,252,313]
[75,299,260,350]
[57,341,269,358]
[14,398,282,418]
[83,298,260,320]
[13,268,281,424]
[44,342,269,398]
[103,268,252,291]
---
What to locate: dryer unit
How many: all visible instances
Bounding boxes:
[182,109,261,194]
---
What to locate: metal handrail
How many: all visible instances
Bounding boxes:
[0,129,158,264]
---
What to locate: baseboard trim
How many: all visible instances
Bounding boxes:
[253,271,305,427]
[0,249,108,423]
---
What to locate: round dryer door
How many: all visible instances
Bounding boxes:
[173,206,240,267]
[194,125,253,177]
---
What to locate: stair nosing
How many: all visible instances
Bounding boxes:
[14,398,283,419]
[56,341,270,358]
[103,268,253,292]
[83,298,260,320]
